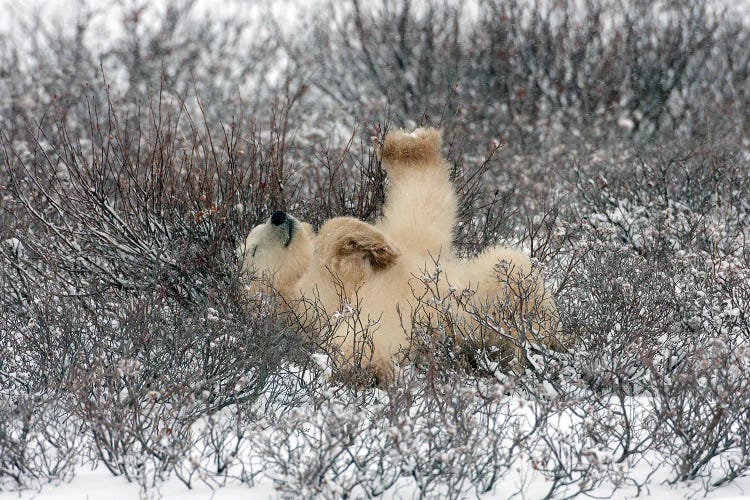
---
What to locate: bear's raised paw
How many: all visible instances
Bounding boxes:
[378,127,443,172]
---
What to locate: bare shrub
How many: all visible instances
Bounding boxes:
[253,363,531,498]
[0,75,314,490]
[290,0,750,152]
[78,300,289,486]
[0,392,83,490]
[0,0,279,140]
[648,256,750,490]
[559,136,750,492]
[1,0,749,496]
[2,85,298,306]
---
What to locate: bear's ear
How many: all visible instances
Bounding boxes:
[339,228,400,271]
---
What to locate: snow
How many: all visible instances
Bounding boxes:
[1,464,748,499]
[3,238,25,258]
[0,468,276,499]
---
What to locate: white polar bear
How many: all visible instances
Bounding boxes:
[239,128,563,381]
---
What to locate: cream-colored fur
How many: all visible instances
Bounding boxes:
[239,128,561,381]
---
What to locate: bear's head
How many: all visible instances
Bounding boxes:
[237,210,314,296]
[239,212,401,299]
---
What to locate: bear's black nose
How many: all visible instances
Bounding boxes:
[270,210,287,226]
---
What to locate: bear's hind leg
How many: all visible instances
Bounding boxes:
[378,128,457,258]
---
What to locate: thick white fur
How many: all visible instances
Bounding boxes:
[239,128,561,381]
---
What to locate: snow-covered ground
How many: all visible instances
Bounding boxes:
[0,463,748,499]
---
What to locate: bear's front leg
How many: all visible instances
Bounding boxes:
[377,128,457,258]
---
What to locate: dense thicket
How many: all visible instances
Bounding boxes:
[1,0,749,496]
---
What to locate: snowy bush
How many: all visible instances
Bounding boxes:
[1,0,749,497]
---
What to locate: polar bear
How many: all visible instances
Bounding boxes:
[239,128,562,381]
